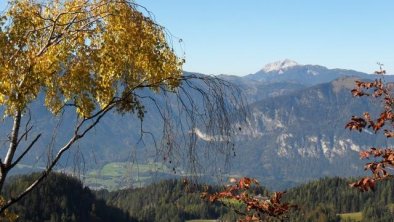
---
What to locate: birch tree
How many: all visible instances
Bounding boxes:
[0,0,246,214]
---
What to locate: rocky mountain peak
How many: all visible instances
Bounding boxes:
[261,59,299,73]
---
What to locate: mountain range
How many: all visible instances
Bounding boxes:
[2,59,393,190]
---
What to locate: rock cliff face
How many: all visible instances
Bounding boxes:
[230,77,389,189]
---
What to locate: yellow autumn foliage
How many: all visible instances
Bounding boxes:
[0,0,183,117]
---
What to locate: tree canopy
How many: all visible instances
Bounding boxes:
[0,0,247,216]
[0,0,183,117]
[0,0,186,214]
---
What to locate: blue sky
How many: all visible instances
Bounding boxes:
[1,1,393,75]
[136,0,394,75]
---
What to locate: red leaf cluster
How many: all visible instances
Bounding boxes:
[346,78,394,133]
[350,177,376,192]
[345,116,367,132]
[350,147,394,191]
[201,177,296,221]
[347,71,394,191]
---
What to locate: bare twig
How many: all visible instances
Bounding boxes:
[9,134,42,170]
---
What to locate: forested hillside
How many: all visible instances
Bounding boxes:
[4,173,133,222]
[5,173,394,221]
[285,177,394,221]
[97,180,231,222]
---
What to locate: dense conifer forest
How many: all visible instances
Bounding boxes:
[4,173,394,221]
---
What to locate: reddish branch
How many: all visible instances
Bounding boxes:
[201,177,296,221]
[346,67,394,191]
